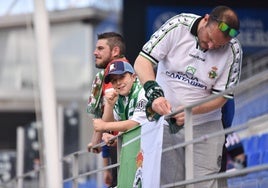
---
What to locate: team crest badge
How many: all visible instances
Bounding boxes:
[132,151,143,188]
[186,66,196,79]
[208,66,218,79]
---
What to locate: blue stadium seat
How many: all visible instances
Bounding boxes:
[259,133,268,151]
[246,151,262,179]
[259,177,268,188]
[247,152,261,167]
[259,151,268,178]
[241,137,250,154]
[241,178,259,188]
[63,181,71,188]
[261,150,268,164]
[228,178,243,188]
[245,135,260,154]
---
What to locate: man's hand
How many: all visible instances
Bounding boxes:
[166,105,184,134]
[152,97,172,115]
[102,132,117,146]
[172,106,185,126]
[87,142,101,153]
[144,80,170,121]
[87,130,102,153]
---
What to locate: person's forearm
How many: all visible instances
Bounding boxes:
[192,97,227,115]
[103,120,138,132]
[134,55,155,85]
[102,104,115,122]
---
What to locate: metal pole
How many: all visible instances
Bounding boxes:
[184,107,194,188]
[97,155,103,188]
[72,155,79,188]
[16,127,24,188]
[57,105,64,184]
[33,0,62,188]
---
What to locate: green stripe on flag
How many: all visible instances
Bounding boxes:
[117,125,141,188]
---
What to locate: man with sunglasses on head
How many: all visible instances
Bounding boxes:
[134,5,242,188]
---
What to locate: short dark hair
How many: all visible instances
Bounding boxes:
[97,32,126,57]
[209,5,240,31]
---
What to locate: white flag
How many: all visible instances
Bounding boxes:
[141,117,165,188]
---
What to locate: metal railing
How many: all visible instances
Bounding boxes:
[1,69,268,188]
[241,49,268,80]
[62,69,268,187]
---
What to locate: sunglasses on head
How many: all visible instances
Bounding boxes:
[211,16,240,38]
[218,22,240,38]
